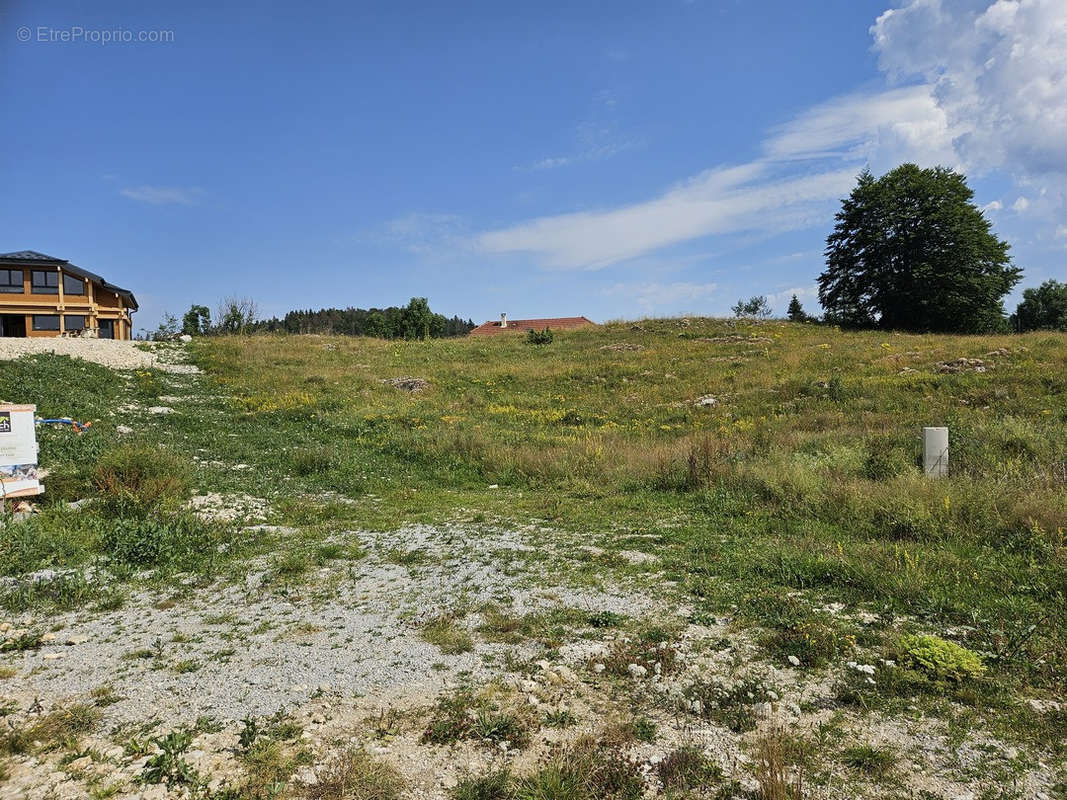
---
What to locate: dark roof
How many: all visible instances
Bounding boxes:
[0,250,138,310]
[0,250,65,262]
[469,316,597,336]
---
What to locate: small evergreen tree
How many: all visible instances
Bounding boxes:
[526,327,554,345]
[786,295,807,322]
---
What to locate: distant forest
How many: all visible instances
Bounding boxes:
[248,298,475,339]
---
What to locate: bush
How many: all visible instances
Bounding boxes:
[526,327,553,345]
[898,634,985,682]
[93,445,191,512]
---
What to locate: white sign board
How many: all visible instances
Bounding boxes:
[0,404,43,499]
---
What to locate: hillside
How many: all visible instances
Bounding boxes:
[0,320,1065,800]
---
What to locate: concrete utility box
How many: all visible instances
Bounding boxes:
[923,426,949,478]
[0,404,43,499]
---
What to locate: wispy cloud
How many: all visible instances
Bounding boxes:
[119,185,202,205]
[359,212,467,256]
[478,163,857,269]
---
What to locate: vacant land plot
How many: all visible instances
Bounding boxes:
[0,319,1064,799]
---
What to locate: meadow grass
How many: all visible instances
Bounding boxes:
[188,320,1066,737]
[2,319,1065,759]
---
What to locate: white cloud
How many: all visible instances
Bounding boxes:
[605,281,718,312]
[119,185,202,205]
[763,85,955,166]
[982,200,1003,213]
[871,0,1067,177]
[1054,224,1067,240]
[1012,196,1031,212]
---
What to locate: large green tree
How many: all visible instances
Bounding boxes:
[818,164,1020,333]
[1011,280,1067,332]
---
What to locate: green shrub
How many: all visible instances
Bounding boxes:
[898,634,985,682]
[93,445,191,512]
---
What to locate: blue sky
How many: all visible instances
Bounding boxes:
[2,0,1064,332]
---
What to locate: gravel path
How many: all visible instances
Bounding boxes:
[1,523,659,727]
[0,337,199,373]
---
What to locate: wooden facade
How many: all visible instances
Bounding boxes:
[0,251,137,340]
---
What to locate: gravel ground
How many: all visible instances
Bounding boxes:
[0,337,199,373]
[1,523,659,727]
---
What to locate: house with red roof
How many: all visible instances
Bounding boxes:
[469,314,597,337]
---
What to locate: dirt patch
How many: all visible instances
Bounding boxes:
[600,343,644,352]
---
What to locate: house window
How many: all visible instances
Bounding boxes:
[31,270,59,294]
[0,269,23,293]
[63,274,85,295]
[32,315,61,331]
[65,315,86,331]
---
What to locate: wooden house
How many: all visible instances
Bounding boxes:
[0,250,137,339]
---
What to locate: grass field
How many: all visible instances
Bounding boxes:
[1,318,1065,799]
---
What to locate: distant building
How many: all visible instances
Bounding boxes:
[469,313,596,337]
[0,250,137,339]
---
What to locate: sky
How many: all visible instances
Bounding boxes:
[1,0,1064,332]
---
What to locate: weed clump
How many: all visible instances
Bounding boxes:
[898,634,985,682]
[515,736,643,800]
[93,445,191,513]
[655,745,723,791]
[303,748,404,800]
[451,769,515,800]
[841,743,897,777]
[420,615,474,655]
[101,513,224,570]
[422,688,533,750]
[596,627,678,678]
[681,676,777,733]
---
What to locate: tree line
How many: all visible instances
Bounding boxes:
[150,297,474,340]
